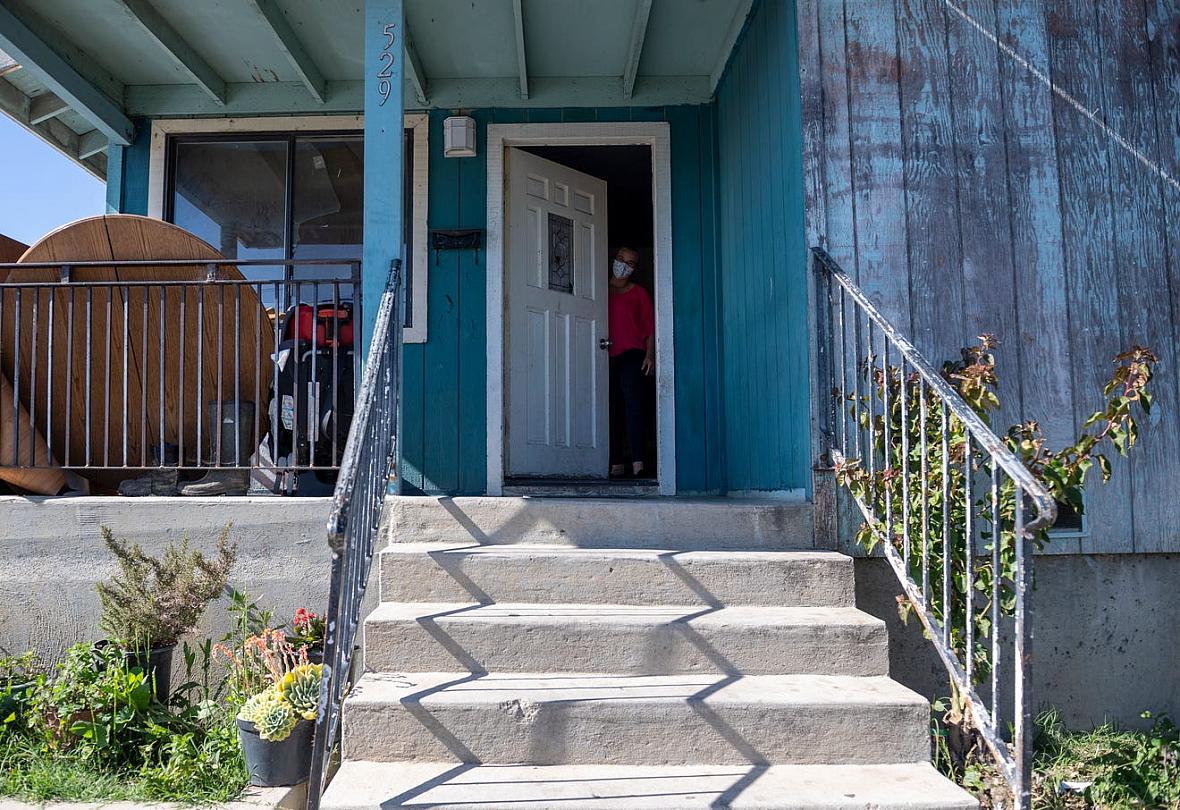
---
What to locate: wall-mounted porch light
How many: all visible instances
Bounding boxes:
[443,115,477,158]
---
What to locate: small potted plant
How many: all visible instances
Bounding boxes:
[287,608,326,663]
[95,524,236,700]
[217,628,322,786]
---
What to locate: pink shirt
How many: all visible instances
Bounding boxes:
[608,284,654,357]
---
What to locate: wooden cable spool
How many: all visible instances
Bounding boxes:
[0,215,275,493]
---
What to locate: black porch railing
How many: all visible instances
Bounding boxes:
[0,258,361,493]
[811,247,1055,808]
[307,260,403,810]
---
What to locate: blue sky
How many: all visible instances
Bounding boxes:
[0,114,104,247]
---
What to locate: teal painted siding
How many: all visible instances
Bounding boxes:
[107,118,151,216]
[714,0,810,494]
[402,106,727,495]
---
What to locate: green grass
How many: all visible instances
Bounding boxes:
[0,719,250,805]
[1031,709,1180,810]
[932,703,1180,809]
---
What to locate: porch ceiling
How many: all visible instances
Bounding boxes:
[0,0,756,180]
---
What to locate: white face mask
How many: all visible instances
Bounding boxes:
[611,259,634,279]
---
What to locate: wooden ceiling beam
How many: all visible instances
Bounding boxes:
[0,76,103,179]
[28,91,68,124]
[404,23,428,106]
[710,0,755,94]
[511,0,528,100]
[244,0,326,103]
[0,3,133,144]
[622,0,653,99]
[114,0,227,105]
[78,129,107,160]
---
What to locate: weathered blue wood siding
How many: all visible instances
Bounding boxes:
[798,0,1180,553]
[713,0,811,495]
[400,106,730,495]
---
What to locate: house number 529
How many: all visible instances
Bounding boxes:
[376,23,396,105]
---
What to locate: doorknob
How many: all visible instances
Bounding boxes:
[598,338,612,351]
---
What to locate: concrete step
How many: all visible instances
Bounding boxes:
[387,497,814,549]
[364,602,887,676]
[321,761,977,809]
[341,672,930,765]
[378,545,854,607]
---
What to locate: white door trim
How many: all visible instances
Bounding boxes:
[486,122,676,496]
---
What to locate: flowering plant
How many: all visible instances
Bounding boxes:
[287,608,325,653]
[213,628,305,701]
[214,629,321,743]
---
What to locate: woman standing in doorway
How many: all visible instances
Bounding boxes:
[608,246,655,479]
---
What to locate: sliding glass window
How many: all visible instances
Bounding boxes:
[166,131,412,322]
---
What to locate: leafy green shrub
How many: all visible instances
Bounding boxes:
[0,640,248,804]
[29,643,164,765]
[835,339,1158,798]
[97,524,237,649]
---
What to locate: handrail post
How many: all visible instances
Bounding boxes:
[810,248,837,550]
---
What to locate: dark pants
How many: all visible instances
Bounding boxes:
[609,349,648,467]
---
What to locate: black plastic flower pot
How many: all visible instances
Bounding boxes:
[124,644,175,702]
[236,717,314,787]
[92,641,175,702]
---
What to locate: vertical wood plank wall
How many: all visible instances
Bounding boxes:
[400,107,728,495]
[714,0,811,495]
[797,0,1180,553]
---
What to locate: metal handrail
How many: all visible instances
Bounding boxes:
[811,246,1054,808]
[0,257,362,486]
[0,258,362,271]
[307,259,403,810]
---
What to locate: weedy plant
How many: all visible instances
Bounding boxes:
[833,338,1158,784]
[97,524,237,650]
[1033,708,1179,809]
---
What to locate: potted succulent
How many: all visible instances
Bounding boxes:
[95,524,236,700]
[287,608,326,663]
[218,628,322,786]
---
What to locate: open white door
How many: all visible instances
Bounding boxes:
[505,148,609,478]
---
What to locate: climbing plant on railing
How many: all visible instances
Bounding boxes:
[833,337,1156,762]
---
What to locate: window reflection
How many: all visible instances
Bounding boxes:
[170,139,287,280]
[293,137,363,303]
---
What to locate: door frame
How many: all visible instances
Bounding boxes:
[487,122,675,496]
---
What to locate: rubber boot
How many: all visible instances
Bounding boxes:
[118,443,181,496]
[181,401,254,496]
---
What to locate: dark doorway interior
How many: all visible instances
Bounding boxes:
[519,145,657,483]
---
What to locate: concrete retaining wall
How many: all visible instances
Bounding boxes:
[856,555,1180,730]
[0,496,333,662]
